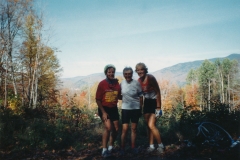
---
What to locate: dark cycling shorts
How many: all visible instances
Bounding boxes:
[143,98,157,114]
[122,109,141,124]
[98,106,119,122]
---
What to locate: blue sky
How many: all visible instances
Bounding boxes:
[40,0,240,78]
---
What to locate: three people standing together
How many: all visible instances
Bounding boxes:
[95,63,164,158]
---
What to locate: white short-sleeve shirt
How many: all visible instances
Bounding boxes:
[120,79,143,110]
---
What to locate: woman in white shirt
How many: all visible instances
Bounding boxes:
[120,67,143,155]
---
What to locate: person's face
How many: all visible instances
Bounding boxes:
[136,65,146,78]
[123,70,133,82]
[106,67,115,79]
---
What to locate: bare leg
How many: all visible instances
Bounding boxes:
[131,123,138,148]
[148,114,162,144]
[109,120,119,146]
[121,123,128,149]
[144,114,154,145]
[102,119,112,148]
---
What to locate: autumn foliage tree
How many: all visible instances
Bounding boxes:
[0,0,61,110]
[184,83,199,109]
[184,58,240,112]
[19,11,61,109]
[159,79,184,116]
[0,0,33,98]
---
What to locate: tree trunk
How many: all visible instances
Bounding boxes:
[200,93,202,111]
[217,70,222,102]
[208,80,211,111]
[21,59,25,106]
[32,53,39,109]
[8,49,18,96]
[228,74,230,112]
[233,93,235,112]
[221,74,225,103]
[4,55,8,108]
[29,62,36,108]
[27,57,32,103]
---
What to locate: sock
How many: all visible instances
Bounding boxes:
[150,144,154,149]
[108,145,113,151]
[102,148,107,154]
[158,143,164,148]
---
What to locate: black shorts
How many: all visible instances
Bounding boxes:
[98,106,119,121]
[121,109,141,124]
[143,98,157,114]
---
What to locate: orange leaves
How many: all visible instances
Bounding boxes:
[158,78,201,112]
[58,88,92,109]
[159,79,184,112]
[80,91,87,97]
[184,84,199,109]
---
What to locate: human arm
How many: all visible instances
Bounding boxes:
[95,81,109,121]
[140,96,143,109]
[118,94,122,100]
[149,75,162,110]
[119,83,122,100]
[96,100,108,121]
[136,80,144,114]
[148,75,162,118]
[140,96,143,114]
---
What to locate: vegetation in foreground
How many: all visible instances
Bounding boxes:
[0,104,239,159]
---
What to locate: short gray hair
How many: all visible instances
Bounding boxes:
[123,66,133,74]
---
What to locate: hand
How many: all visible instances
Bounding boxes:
[102,112,109,122]
[155,109,162,118]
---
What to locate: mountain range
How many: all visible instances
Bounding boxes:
[60,53,240,89]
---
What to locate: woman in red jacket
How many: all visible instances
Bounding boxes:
[95,64,121,157]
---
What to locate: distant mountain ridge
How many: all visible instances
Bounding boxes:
[153,53,240,86]
[60,53,240,89]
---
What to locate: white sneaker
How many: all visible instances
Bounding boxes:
[108,147,115,153]
[102,150,111,158]
[156,147,164,154]
[146,147,155,153]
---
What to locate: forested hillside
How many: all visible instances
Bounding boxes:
[153,53,240,86]
[59,53,240,111]
[61,53,240,88]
